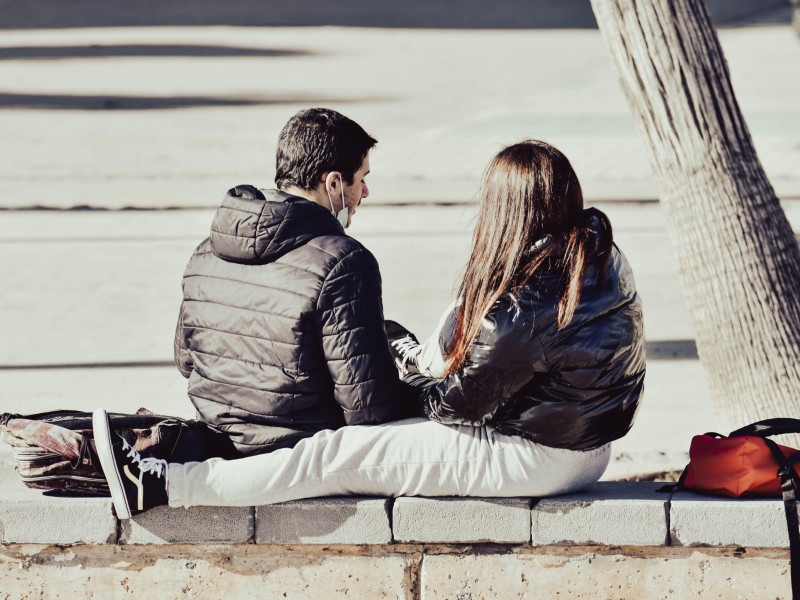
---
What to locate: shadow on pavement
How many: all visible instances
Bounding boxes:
[0,45,315,60]
[0,93,390,111]
[645,340,699,360]
[0,0,790,30]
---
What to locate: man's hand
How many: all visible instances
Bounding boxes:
[385,320,423,378]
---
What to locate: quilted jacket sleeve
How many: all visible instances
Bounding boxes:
[316,246,418,424]
[173,301,194,379]
[412,297,542,425]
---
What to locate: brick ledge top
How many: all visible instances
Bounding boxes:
[0,469,791,548]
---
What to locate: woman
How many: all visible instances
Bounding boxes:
[94,140,645,518]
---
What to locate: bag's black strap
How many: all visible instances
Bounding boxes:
[770,444,800,600]
[657,464,690,494]
[5,410,184,432]
[71,435,96,471]
[781,475,800,600]
[729,418,800,439]
[0,413,21,428]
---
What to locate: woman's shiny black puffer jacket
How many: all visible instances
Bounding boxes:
[414,243,645,450]
[174,185,411,455]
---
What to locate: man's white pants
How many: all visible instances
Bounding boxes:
[168,418,611,508]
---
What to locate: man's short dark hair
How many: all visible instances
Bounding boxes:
[275,108,377,191]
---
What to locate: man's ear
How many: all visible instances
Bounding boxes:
[323,171,342,193]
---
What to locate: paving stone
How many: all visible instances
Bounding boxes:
[393,497,531,543]
[531,481,668,546]
[670,491,791,547]
[120,506,253,544]
[0,467,116,544]
[256,497,392,544]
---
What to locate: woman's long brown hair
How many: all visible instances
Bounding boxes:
[444,140,612,376]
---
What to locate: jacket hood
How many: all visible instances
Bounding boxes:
[210,185,343,264]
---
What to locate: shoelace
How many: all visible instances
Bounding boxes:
[391,335,420,355]
[121,437,142,465]
[139,457,169,485]
[391,335,422,371]
[121,437,169,484]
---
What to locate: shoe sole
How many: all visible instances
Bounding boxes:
[92,408,132,520]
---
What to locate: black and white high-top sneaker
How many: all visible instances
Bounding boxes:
[385,319,423,377]
[92,409,169,519]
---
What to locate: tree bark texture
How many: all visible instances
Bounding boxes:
[590,0,800,430]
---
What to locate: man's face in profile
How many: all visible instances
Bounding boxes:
[341,154,370,227]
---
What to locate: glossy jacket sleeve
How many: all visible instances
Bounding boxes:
[415,298,543,425]
[316,247,418,424]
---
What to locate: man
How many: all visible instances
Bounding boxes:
[171,107,414,460]
[92,107,426,517]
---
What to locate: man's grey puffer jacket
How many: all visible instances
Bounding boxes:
[175,185,411,455]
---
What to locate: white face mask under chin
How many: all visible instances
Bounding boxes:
[327,179,349,229]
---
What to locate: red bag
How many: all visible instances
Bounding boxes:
[675,419,800,599]
[683,430,800,498]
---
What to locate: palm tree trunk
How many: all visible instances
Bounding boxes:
[590,0,800,431]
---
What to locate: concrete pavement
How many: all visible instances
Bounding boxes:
[0,24,797,209]
[1,14,799,479]
[8,199,792,478]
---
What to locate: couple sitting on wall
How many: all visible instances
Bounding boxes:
[92,108,645,519]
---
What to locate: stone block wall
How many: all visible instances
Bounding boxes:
[0,470,794,599]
